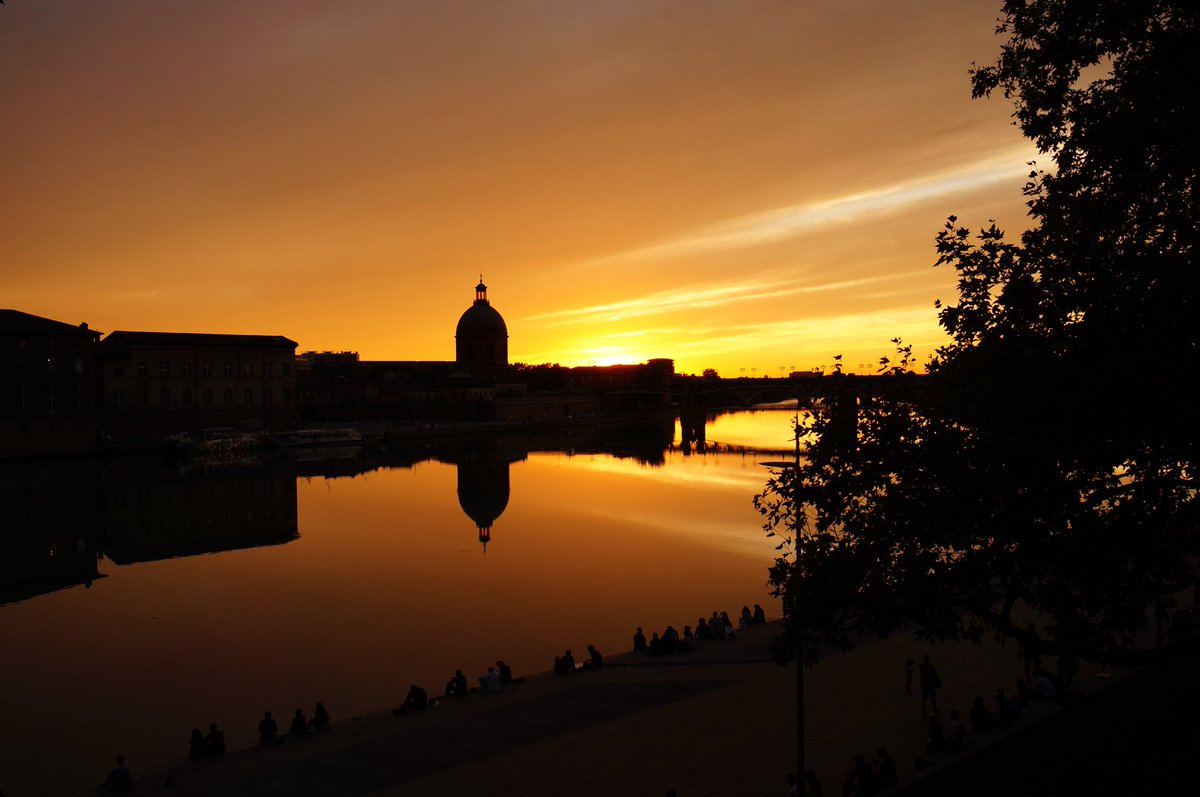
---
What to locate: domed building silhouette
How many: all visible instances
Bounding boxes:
[455,277,508,368]
[456,456,511,553]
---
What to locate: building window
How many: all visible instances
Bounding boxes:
[282,363,291,376]
[138,389,148,407]
[224,388,233,404]
[113,363,124,377]
[242,363,253,377]
[47,356,56,374]
[282,388,291,404]
[182,362,192,377]
[182,389,193,406]
[202,362,213,377]
[160,362,169,377]
[224,363,233,377]
[203,388,213,405]
[137,361,147,377]
[48,385,55,412]
[160,389,170,406]
[264,387,273,404]
[114,390,124,407]
[75,357,84,374]
[243,387,253,404]
[263,363,272,378]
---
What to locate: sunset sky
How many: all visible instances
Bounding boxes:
[1,0,1035,375]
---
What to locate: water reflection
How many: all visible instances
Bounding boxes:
[101,458,299,565]
[0,411,797,797]
[0,412,797,606]
[0,459,105,604]
[449,440,518,551]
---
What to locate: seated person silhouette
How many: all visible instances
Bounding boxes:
[394,684,429,714]
[189,728,206,760]
[311,703,331,732]
[555,649,576,674]
[289,708,310,737]
[205,723,226,756]
[445,669,469,696]
[102,754,133,791]
[258,710,281,744]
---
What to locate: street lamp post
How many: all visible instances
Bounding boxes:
[788,421,804,785]
[762,415,806,785]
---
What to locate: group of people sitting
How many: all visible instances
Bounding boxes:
[159,604,770,774]
[553,644,604,674]
[187,722,227,760]
[927,664,1078,756]
[631,604,769,656]
[840,747,898,796]
[442,659,516,696]
[254,703,331,745]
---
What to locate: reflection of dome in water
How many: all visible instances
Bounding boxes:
[456,459,510,551]
[455,278,508,367]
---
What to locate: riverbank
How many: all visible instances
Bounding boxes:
[119,622,1132,796]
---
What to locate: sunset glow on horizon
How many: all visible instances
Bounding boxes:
[0,0,1035,374]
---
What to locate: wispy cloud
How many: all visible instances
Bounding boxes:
[660,305,943,359]
[574,147,1033,270]
[523,273,901,327]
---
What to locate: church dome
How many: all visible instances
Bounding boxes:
[455,302,508,338]
[456,278,508,367]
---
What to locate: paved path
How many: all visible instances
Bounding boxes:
[133,622,1127,796]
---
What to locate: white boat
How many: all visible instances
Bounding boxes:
[275,428,363,447]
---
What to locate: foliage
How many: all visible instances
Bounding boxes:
[701,368,720,379]
[758,0,1200,664]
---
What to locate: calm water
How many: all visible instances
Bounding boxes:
[0,409,796,796]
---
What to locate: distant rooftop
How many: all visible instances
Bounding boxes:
[0,309,100,337]
[100,330,298,350]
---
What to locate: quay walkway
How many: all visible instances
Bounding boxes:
[127,621,1127,796]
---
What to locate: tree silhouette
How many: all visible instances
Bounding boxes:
[759,0,1199,666]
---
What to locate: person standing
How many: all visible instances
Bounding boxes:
[1020,622,1041,681]
[919,653,941,717]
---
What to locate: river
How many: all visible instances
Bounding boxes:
[0,408,800,796]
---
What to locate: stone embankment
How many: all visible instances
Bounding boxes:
[129,621,1126,796]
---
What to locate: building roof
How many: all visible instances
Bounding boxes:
[455,302,508,338]
[99,331,298,350]
[0,309,100,338]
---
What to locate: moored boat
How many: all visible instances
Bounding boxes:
[273,428,363,447]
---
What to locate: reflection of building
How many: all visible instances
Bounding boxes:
[455,278,508,369]
[451,441,521,552]
[97,331,299,443]
[101,459,299,563]
[0,459,104,603]
[0,455,301,603]
[0,310,101,457]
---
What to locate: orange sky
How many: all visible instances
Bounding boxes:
[0,0,1034,375]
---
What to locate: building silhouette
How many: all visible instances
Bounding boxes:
[455,278,508,369]
[0,310,101,457]
[97,331,299,443]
